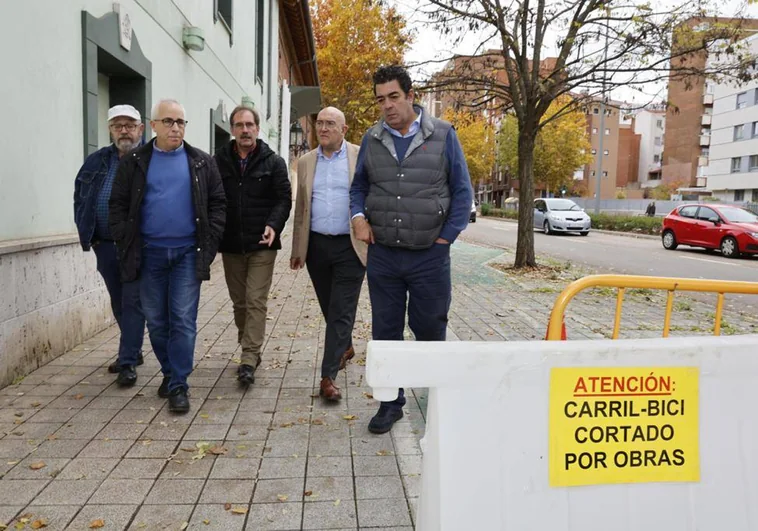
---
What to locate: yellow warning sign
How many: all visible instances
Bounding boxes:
[549,367,699,487]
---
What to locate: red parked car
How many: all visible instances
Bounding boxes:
[661,204,758,258]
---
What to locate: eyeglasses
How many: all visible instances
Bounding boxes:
[157,118,188,128]
[315,120,338,130]
[232,121,258,130]
[109,123,139,132]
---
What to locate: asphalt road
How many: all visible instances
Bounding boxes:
[460,216,758,284]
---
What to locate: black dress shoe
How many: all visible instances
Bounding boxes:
[368,404,404,434]
[157,376,171,398]
[237,364,256,385]
[168,387,190,414]
[116,365,137,387]
[108,353,145,373]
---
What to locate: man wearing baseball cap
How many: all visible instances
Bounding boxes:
[74,104,147,387]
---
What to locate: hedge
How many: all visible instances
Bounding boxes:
[480,204,662,235]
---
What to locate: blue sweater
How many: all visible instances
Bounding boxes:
[141,144,196,247]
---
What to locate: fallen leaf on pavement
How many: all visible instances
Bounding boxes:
[224,503,232,511]
[303,490,313,496]
[279,422,293,428]
[376,450,391,456]
[342,415,358,421]
[31,519,48,529]
[89,519,105,528]
[74,394,84,400]
[202,519,210,525]
[31,402,41,408]
[277,494,288,502]
[208,445,228,455]
[311,419,325,425]
[179,522,188,530]
[29,462,46,470]
[334,499,341,506]
[231,507,248,515]
[362,392,373,399]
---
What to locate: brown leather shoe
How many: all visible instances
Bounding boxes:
[319,377,342,401]
[339,347,355,370]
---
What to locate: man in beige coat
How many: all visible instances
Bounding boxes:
[291,107,367,401]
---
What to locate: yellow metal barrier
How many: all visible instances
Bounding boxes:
[546,274,758,341]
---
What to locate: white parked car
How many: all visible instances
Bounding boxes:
[470,200,477,223]
[533,198,591,236]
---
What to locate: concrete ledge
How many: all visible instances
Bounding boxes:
[0,234,80,256]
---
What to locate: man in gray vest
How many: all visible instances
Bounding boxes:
[350,65,474,434]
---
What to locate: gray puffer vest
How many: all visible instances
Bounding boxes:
[363,106,451,250]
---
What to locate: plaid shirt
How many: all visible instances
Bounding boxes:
[94,145,120,241]
[234,141,258,174]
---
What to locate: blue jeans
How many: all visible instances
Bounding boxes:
[140,244,201,392]
[367,242,452,409]
[92,241,145,365]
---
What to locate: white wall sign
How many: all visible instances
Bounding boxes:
[114,3,133,51]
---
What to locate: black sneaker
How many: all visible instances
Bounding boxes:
[368,404,404,434]
[108,353,144,373]
[157,376,171,398]
[168,387,190,414]
[237,364,256,385]
[116,365,137,387]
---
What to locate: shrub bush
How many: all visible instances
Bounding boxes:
[588,213,662,234]
[480,202,492,216]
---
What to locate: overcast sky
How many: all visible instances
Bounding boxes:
[390,0,758,106]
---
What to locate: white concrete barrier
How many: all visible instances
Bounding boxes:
[367,335,758,531]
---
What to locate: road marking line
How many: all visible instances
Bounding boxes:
[679,256,743,267]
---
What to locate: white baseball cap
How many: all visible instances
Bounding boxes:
[108,104,141,122]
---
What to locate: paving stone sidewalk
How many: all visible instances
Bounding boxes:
[2,233,757,530]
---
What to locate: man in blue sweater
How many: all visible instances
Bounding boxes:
[109,99,226,414]
[350,65,473,434]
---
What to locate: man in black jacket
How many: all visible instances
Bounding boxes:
[214,105,292,385]
[109,99,226,413]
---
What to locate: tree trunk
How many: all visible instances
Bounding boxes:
[515,128,537,268]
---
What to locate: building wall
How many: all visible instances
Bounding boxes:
[634,110,666,187]
[662,18,758,187]
[703,34,758,201]
[583,104,620,199]
[616,123,641,189]
[0,0,284,387]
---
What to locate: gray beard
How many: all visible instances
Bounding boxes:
[116,138,138,154]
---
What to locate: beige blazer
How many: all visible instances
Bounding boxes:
[291,142,368,266]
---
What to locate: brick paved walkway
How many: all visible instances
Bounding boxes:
[2,233,756,530]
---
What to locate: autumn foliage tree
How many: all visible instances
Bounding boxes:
[311,0,412,143]
[441,108,496,187]
[498,96,592,195]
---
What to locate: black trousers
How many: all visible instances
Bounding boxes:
[306,232,366,379]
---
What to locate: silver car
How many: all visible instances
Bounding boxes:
[533,198,591,236]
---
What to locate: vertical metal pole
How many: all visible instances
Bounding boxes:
[594,19,611,214]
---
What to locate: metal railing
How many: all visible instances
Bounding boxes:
[546,274,758,340]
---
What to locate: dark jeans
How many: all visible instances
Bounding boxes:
[367,242,452,409]
[306,233,366,380]
[92,241,145,366]
[140,244,201,392]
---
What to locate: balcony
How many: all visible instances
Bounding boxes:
[698,156,709,167]
[699,134,711,146]
[701,115,712,126]
[703,93,714,105]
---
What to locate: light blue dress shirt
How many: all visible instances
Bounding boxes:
[382,109,423,138]
[311,140,351,235]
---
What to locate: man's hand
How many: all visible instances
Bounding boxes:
[290,257,304,270]
[260,226,276,247]
[435,237,449,244]
[352,216,375,244]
